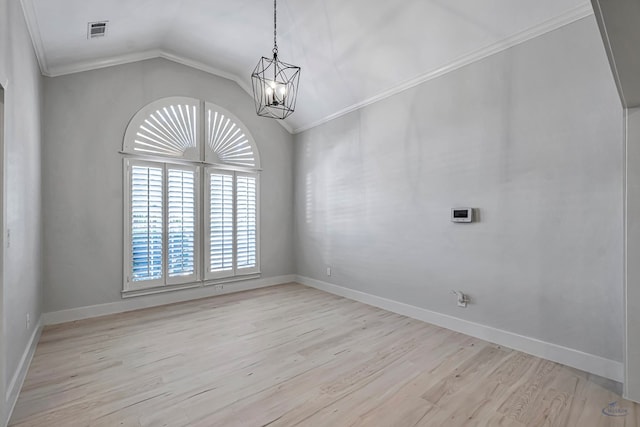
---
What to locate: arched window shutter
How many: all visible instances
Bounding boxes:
[204,103,261,169]
[123,97,201,161]
[123,98,261,170]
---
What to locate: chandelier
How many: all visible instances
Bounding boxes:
[251,0,301,120]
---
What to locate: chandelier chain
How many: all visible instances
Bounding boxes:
[273,0,278,55]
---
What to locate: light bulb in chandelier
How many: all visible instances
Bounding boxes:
[264,80,288,106]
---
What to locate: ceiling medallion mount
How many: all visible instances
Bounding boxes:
[251,0,301,120]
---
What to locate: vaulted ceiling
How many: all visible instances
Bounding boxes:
[22,0,593,133]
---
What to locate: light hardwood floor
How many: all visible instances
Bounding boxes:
[9,283,639,426]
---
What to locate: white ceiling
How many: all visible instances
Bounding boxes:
[22,0,593,133]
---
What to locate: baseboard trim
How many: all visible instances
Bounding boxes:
[43,274,296,326]
[5,316,43,426]
[296,275,624,383]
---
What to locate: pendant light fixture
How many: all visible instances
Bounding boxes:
[251,0,301,120]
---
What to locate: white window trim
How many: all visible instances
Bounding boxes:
[121,274,262,299]
[122,97,262,297]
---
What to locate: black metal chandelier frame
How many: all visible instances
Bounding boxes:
[251,0,301,120]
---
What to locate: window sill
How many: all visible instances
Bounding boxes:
[121,273,261,299]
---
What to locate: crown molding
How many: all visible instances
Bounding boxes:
[19,0,294,133]
[20,0,591,136]
[43,49,161,77]
[31,47,295,133]
[20,0,49,74]
[291,3,594,134]
[158,51,248,93]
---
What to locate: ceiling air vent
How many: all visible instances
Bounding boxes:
[87,21,108,39]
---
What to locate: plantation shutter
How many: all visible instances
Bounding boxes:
[167,167,197,284]
[236,173,258,272]
[207,170,234,278]
[123,98,262,294]
[130,164,164,284]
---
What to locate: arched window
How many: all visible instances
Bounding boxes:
[122,97,261,295]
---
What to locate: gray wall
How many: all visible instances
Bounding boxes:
[591,0,640,401]
[42,58,294,312]
[0,0,44,416]
[626,107,640,397]
[294,17,624,362]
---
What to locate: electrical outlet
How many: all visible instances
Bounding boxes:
[326,267,331,276]
[26,313,30,330]
[214,284,224,291]
[452,290,470,308]
[6,228,10,248]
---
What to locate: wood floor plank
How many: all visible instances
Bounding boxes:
[8,284,638,427]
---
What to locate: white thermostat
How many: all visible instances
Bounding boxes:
[451,208,474,223]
